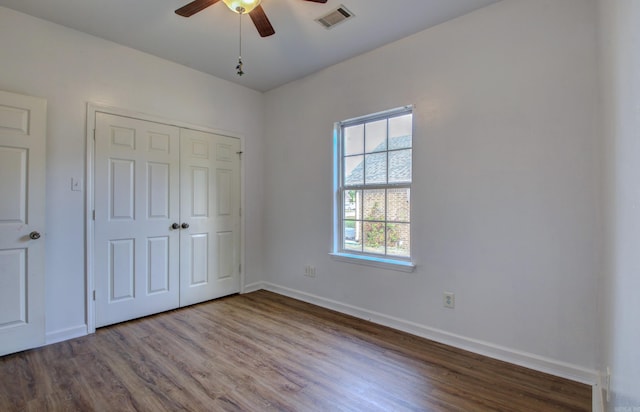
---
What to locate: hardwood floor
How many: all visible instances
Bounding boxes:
[0,290,591,411]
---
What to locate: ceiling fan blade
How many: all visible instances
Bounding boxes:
[249,5,275,38]
[302,0,328,3]
[175,0,221,17]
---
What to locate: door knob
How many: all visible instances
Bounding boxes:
[171,223,180,230]
[29,231,41,240]
[181,223,190,229]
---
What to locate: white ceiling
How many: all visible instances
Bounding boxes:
[0,0,500,92]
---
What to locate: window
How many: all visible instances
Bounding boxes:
[332,106,414,271]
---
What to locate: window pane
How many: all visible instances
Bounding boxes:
[363,222,386,255]
[344,155,364,185]
[365,152,387,184]
[387,223,410,257]
[337,107,413,261]
[365,120,387,153]
[389,114,413,150]
[363,189,385,221]
[388,149,411,183]
[387,188,410,222]
[344,220,362,252]
[344,124,364,155]
[344,190,360,220]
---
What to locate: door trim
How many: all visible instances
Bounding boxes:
[85,103,246,334]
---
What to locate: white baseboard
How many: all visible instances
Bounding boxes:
[45,324,87,345]
[258,282,600,386]
[242,281,266,294]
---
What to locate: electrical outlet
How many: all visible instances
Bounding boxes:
[304,265,316,278]
[443,292,455,309]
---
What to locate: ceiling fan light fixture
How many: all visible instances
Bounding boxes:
[222,0,262,14]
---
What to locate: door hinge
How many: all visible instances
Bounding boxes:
[92,290,96,301]
[92,210,95,220]
[239,264,241,274]
[93,129,96,140]
[239,207,242,217]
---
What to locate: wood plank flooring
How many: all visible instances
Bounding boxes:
[0,290,591,411]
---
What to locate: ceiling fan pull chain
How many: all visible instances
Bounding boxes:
[236,58,244,76]
[236,11,244,76]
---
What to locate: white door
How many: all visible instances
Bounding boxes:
[94,113,181,327]
[93,113,241,326]
[0,90,47,356]
[179,129,241,306]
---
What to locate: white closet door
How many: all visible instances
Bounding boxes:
[0,90,47,356]
[179,129,241,307]
[94,113,180,327]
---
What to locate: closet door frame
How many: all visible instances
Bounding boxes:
[85,104,246,334]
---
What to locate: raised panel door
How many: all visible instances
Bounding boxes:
[179,129,240,306]
[0,90,46,356]
[94,113,180,327]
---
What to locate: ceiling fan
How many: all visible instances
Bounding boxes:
[175,0,328,38]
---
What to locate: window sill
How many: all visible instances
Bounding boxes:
[329,252,416,273]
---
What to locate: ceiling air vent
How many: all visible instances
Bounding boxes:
[316,5,354,29]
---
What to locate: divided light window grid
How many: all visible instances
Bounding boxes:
[339,107,412,260]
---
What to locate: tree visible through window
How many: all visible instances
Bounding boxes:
[336,106,412,261]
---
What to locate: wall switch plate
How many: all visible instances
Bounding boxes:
[71,177,82,192]
[444,292,455,309]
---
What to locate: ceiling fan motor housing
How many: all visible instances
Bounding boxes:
[222,0,261,14]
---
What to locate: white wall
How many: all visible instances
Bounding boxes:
[0,7,265,340]
[263,0,601,380]
[598,0,640,408]
[1,0,612,389]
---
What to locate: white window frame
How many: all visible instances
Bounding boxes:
[330,106,416,272]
